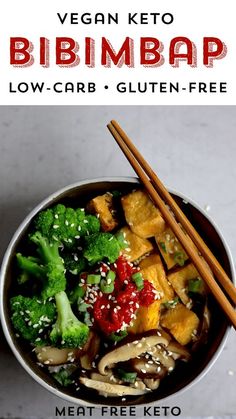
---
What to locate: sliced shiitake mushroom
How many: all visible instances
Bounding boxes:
[35,346,81,365]
[35,331,95,366]
[131,357,167,379]
[167,341,191,361]
[143,378,160,390]
[90,371,122,384]
[148,346,175,371]
[80,377,149,396]
[80,332,100,370]
[98,332,169,375]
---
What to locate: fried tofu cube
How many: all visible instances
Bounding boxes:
[160,303,200,345]
[129,255,174,334]
[156,227,188,270]
[139,254,174,302]
[129,300,161,334]
[121,190,165,238]
[119,226,153,262]
[87,193,118,232]
[168,263,208,306]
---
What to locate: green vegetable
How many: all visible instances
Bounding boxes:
[86,274,101,285]
[35,204,100,248]
[78,302,90,312]
[188,278,204,294]
[100,279,114,294]
[117,368,137,383]
[53,368,73,387]
[63,252,87,275]
[132,272,144,290]
[68,284,86,305]
[109,330,128,343]
[16,253,46,284]
[106,270,116,282]
[10,295,56,345]
[50,291,89,348]
[163,297,179,309]
[83,232,120,265]
[173,251,186,266]
[115,231,128,250]
[159,242,167,253]
[30,231,66,300]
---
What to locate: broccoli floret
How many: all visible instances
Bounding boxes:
[30,231,66,300]
[35,204,100,248]
[83,232,120,265]
[10,295,56,345]
[50,291,89,348]
[16,253,46,284]
[68,283,86,306]
[63,251,87,276]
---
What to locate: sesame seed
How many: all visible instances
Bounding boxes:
[228,370,234,376]
[141,369,146,374]
[71,223,75,227]
[78,226,81,231]
[84,220,88,224]
[39,329,43,334]
[75,235,80,239]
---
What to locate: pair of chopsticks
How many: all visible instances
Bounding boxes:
[107,120,236,330]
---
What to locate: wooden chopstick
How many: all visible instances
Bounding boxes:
[110,120,236,305]
[107,120,236,330]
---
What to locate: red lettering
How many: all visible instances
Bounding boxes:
[10,37,34,67]
[56,37,80,67]
[85,37,95,68]
[101,37,134,67]
[140,37,164,67]
[203,37,227,67]
[170,37,197,67]
[40,37,50,68]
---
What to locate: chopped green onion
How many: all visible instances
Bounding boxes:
[173,251,186,266]
[163,297,179,309]
[84,311,93,326]
[132,272,144,290]
[115,232,128,250]
[159,242,167,253]
[188,278,203,294]
[100,279,114,294]
[109,330,128,342]
[78,302,90,312]
[86,274,101,285]
[106,270,116,282]
[117,368,137,383]
[112,190,121,198]
[52,368,73,387]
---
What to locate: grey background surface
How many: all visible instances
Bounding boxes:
[0,106,235,418]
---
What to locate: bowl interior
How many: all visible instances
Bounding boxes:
[1,179,233,406]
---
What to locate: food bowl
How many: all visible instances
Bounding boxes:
[0,177,235,407]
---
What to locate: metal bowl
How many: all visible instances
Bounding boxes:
[0,177,234,407]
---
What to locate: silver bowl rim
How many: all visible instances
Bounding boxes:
[0,176,235,407]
